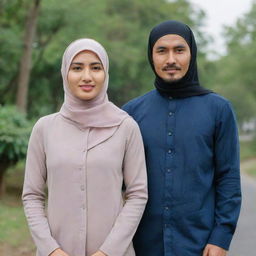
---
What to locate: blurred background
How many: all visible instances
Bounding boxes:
[0,0,256,255]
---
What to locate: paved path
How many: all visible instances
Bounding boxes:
[228,171,256,256]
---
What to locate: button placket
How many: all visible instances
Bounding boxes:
[163,100,176,232]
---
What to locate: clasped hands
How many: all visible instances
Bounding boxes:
[50,248,107,256]
[50,243,226,256]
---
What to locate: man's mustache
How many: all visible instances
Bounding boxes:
[162,64,181,71]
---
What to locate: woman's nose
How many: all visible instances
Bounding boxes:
[81,68,92,82]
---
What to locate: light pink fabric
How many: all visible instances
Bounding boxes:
[60,38,128,128]
[22,39,148,256]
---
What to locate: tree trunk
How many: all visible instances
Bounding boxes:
[0,161,10,199]
[16,0,41,113]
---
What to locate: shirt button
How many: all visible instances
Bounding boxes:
[168,149,172,154]
[167,169,171,173]
[168,112,173,116]
[81,185,85,191]
[82,204,86,210]
[165,206,169,210]
[168,131,172,136]
[169,96,173,100]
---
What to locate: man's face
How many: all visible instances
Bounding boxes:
[152,34,191,83]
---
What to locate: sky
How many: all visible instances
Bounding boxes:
[189,0,255,59]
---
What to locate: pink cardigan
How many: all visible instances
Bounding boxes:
[22,113,148,256]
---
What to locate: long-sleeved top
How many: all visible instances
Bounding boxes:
[22,113,147,256]
[122,89,241,256]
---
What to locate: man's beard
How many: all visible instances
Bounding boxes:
[163,77,182,84]
[161,63,182,84]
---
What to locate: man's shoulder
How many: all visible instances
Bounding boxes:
[202,92,231,109]
[122,89,156,114]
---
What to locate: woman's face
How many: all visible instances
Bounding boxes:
[67,50,105,101]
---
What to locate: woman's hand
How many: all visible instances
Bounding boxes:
[91,250,107,256]
[49,248,70,256]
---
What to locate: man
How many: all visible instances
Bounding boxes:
[123,20,241,256]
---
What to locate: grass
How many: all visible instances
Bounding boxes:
[240,139,256,161]
[246,166,256,177]
[239,139,256,177]
[0,196,32,247]
[0,162,35,255]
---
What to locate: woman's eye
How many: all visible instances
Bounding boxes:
[72,66,82,71]
[92,66,102,70]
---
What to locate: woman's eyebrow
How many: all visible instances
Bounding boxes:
[90,62,102,65]
[70,62,84,65]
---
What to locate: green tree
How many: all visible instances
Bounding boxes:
[0,105,32,197]
[209,2,256,125]
[1,0,209,118]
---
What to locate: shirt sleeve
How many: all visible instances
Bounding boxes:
[207,102,241,250]
[99,118,148,256]
[22,119,60,256]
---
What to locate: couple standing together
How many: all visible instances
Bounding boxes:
[22,20,241,256]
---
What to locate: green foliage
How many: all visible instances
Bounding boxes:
[0,0,209,118]
[0,105,32,163]
[208,2,256,124]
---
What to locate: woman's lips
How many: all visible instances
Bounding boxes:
[79,84,95,92]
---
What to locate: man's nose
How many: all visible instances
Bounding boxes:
[167,52,176,64]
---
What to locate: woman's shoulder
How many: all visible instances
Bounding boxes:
[118,116,141,137]
[32,112,60,132]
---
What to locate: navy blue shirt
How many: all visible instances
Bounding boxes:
[123,90,241,256]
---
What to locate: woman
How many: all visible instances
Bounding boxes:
[22,38,148,256]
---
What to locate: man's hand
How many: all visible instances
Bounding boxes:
[91,251,107,256]
[203,244,227,256]
[49,248,70,256]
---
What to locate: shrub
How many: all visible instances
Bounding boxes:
[0,105,32,196]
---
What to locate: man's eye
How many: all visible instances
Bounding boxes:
[176,48,184,53]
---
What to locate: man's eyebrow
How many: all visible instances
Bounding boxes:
[174,44,186,49]
[155,46,167,50]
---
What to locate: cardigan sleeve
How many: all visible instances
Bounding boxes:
[207,102,241,250]
[99,118,148,256]
[22,118,60,256]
